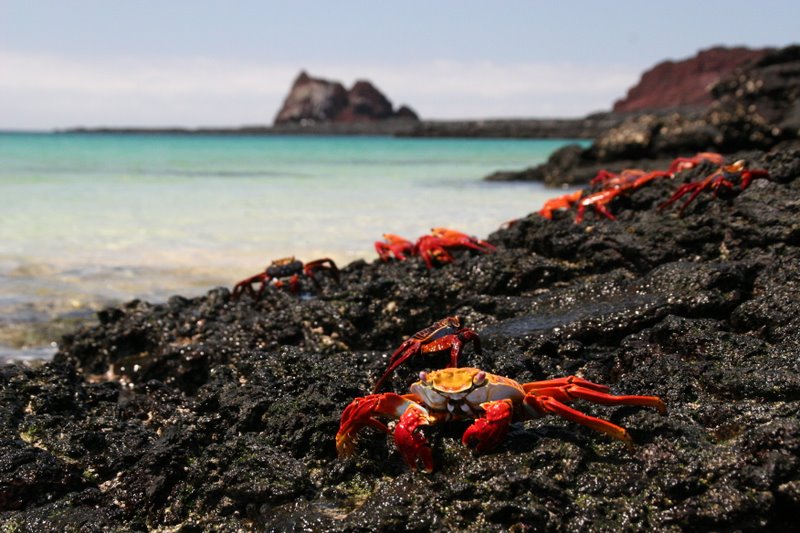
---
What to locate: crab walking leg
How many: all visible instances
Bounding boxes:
[336,393,424,457]
[372,351,416,393]
[232,272,270,300]
[461,399,514,453]
[522,376,667,413]
[522,380,666,445]
[422,331,482,368]
[523,375,610,393]
[524,395,636,445]
[522,376,667,414]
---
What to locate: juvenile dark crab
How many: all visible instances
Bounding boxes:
[372,316,481,393]
[232,257,339,299]
[337,367,667,472]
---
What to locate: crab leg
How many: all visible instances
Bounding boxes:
[522,376,666,445]
[525,395,636,444]
[231,272,271,300]
[422,331,482,368]
[303,258,340,290]
[523,376,666,412]
[523,375,610,393]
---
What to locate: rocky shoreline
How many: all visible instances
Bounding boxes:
[2,145,800,530]
[490,46,800,186]
[59,115,616,139]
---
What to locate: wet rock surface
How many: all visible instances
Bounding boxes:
[2,149,800,531]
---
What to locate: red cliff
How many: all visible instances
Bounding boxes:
[613,46,771,113]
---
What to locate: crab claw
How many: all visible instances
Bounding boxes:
[462,399,513,453]
[336,393,412,457]
[394,405,434,472]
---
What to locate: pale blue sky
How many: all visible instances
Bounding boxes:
[1,0,798,129]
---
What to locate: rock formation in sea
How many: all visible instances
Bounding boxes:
[274,71,419,125]
[613,46,771,112]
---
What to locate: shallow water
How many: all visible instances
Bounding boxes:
[0,132,586,361]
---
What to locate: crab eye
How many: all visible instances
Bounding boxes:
[419,371,428,383]
[473,371,486,386]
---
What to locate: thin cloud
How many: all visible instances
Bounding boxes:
[0,49,639,129]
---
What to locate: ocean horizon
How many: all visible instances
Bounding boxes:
[0,132,586,361]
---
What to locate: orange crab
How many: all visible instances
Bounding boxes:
[415,228,496,269]
[667,152,725,174]
[575,169,670,223]
[375,234,415,262]
[232,257,339,299]
[373,316,481,393]
[659,159,769,214]
[337,367,666,472]
[538,190,583,220]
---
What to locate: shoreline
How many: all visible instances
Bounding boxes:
[53,112,646,140]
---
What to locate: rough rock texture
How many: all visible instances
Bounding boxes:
[402,113,627,140]
[495,45,800,186]
[274,71,418,125]
[614,46,770,113]
[2,147,800,531]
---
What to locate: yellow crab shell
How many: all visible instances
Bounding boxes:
[409,367,525,418]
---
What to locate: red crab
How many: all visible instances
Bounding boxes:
[337,367,667,472]
[232,257,339,299]
[575,169,670,223]
[415,228,496,269]
[667,152,725,174]
[538,190,583,220]
[659,159,769,214]
[372,316,481,393]
[375,234,415,261]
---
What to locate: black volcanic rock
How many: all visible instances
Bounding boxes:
[2,147,800,530]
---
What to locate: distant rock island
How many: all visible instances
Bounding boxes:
[273,71,418,125]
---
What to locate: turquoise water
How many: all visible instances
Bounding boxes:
[0,132,585,360]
